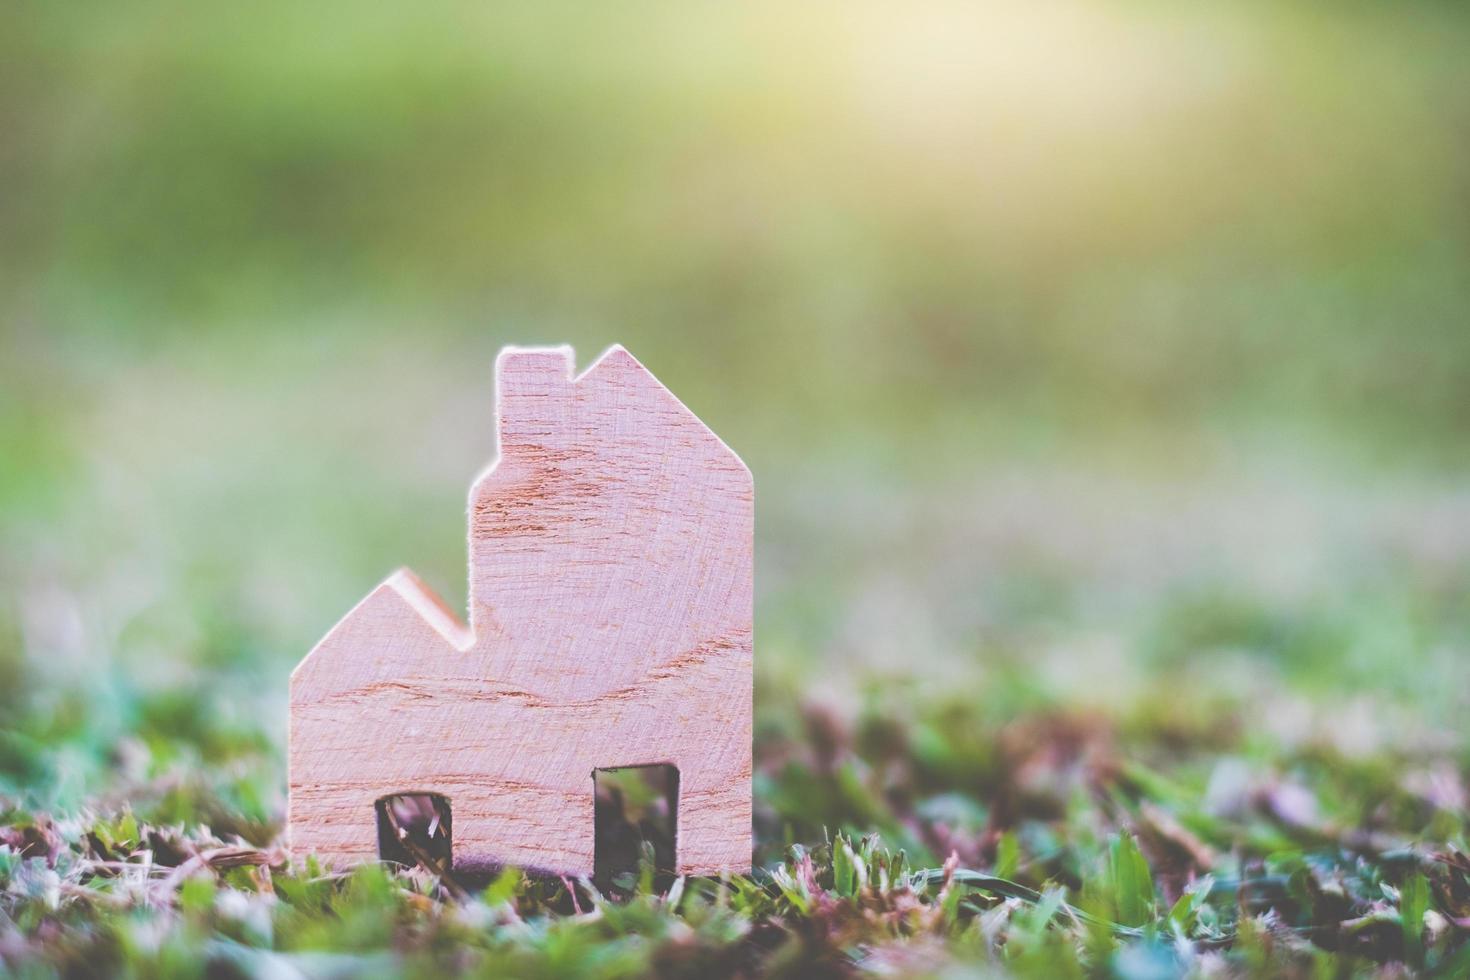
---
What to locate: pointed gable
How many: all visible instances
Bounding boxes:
[468,344,751,700]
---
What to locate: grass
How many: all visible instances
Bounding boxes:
[6,670,1470,977]
[7,516,1470,977]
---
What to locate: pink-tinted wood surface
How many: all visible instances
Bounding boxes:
[289,345,752,875]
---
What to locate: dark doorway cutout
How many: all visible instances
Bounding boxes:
[376,793,453,871]
[593,764,678,886]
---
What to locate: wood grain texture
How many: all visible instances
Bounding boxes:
[289,345,753,876]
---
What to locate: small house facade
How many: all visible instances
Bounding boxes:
[288,345,752,875]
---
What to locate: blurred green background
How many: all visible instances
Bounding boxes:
[3,0,1470,824]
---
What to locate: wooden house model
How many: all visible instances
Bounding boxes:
[288,345,753,876]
